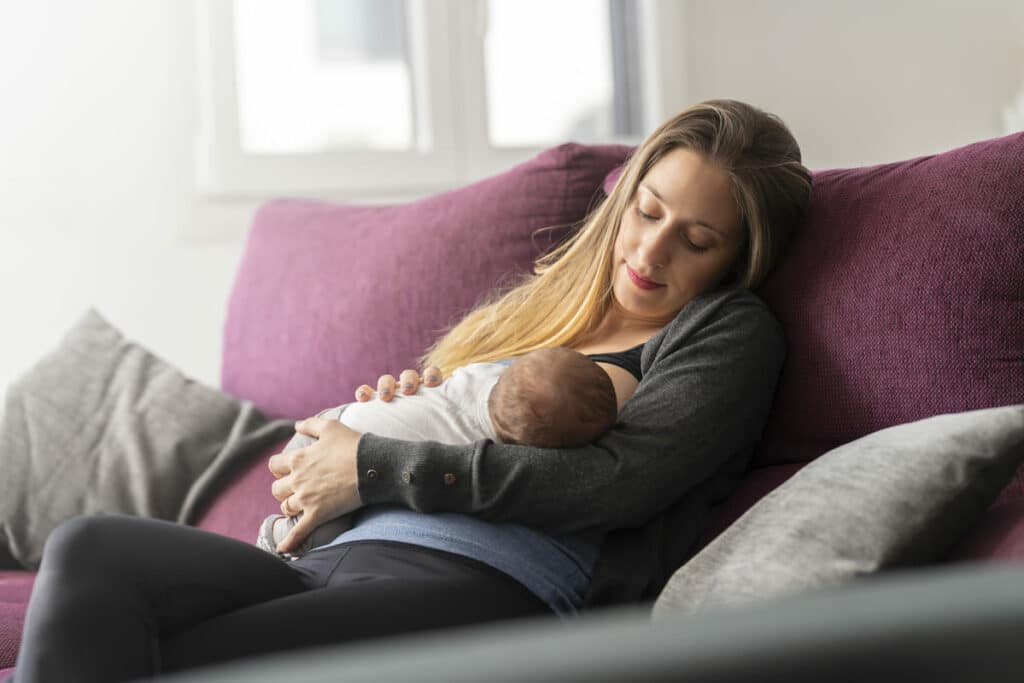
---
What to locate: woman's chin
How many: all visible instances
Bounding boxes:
[612,288,673,322]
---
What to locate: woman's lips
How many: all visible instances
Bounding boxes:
[626,265,665,290]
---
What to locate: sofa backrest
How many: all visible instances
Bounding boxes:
[221,143,631,420]
[754,132,1024,468]
[222,133,1024,478]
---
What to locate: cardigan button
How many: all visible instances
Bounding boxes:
[366,469,378,480]
[401,471,414,484]
[443,473,457,486]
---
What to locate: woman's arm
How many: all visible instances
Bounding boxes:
[355,288,786,535]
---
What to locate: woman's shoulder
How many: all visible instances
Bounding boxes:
[649,288,785,357]
[677,287,779,329]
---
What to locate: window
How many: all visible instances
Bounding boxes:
[195,0,685,202]
[234,0,417,153]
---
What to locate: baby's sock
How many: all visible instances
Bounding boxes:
[271,515,298,546]
[272,513,355,554]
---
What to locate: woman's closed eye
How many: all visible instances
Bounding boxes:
[684,239,710,253]
[636,206,710,253]
[637,207,657,222]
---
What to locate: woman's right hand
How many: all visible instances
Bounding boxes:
[354,366,443,402]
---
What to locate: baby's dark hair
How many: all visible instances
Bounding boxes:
[487,347,618,448]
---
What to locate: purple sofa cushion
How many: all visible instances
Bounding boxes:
[222,143,632,421]
[0,571,32,670]
[193,438,290,543]
[754,132,1024,474]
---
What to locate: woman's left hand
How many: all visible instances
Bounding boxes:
[267,418,364,554]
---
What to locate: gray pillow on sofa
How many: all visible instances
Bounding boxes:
[0,308,295,569]
[652,403,1024,617]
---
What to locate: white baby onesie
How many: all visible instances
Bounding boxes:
[315,361,505,444]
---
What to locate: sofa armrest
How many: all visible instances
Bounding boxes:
[157,562,1024,683]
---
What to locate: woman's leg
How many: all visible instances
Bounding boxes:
[160,540,555,674]
[13,514,308,683]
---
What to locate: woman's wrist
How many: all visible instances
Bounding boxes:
[356,432,470,512]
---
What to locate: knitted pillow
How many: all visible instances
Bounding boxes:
[653,403,1024,617]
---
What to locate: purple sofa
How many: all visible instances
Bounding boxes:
[1,133,1022,678]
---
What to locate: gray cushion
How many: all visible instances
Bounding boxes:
[653,404,1024,617]
[0,308,294,569]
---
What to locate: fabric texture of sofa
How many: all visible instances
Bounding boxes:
[1,132,1023,680]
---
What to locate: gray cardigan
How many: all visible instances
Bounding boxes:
[356,286,786,606]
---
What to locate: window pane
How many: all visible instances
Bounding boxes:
[484,0,642,147]
[233,0,414,154]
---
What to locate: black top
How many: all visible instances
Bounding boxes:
[586,342,645,381]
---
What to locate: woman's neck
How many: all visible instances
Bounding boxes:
[596,301,671,337]
[579,302,669,348]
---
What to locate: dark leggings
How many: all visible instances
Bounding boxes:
[12,515,553,682]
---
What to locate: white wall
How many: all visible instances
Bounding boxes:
[0,1,242,393]
[678,0,1024,169]
[1,0,1022,394]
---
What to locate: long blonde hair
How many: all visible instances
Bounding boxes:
[421,99,812,376]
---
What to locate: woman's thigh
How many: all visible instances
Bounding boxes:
[37,514,308,627]
[16,514,307,683]
[161,541,555,673]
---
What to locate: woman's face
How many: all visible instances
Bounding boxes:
[611,147,744,326]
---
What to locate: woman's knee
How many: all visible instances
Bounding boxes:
[42,514,139,570]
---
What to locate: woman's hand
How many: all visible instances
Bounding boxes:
[267,418,364,554]
[354,366,443,402]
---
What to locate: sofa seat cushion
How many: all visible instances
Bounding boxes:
[221,143,632,421]
[751,132,1024,474]
[0,570,33,670]
[946,497,1024,563]
[0,572,32,603]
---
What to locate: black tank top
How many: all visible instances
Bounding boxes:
[586,342,645,381]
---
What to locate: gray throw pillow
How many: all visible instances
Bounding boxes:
[652,403,1024,618]
[0,308,295,569]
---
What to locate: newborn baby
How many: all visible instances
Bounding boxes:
[257,347,620,558]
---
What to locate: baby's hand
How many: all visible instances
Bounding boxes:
[354,367,443,402]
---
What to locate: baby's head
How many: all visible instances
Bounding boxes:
[487,347,617,448]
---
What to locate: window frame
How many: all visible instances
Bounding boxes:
[193,0,686,203]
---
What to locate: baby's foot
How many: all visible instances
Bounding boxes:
[256,513,356,559]
[255,514,300,558]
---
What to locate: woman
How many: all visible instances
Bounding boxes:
[9,99,811,682]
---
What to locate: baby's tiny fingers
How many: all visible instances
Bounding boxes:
[422,366,442,387]
[354,384,374,402]
[399,369,420,395]
[377,374,396,403]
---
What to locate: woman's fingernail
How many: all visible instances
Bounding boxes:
[381,389,392,396]
[402,383,414,391]
[356,389,367,398]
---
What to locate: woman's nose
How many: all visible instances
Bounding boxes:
[636,224,672,269]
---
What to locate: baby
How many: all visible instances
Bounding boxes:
[257,347,620,558]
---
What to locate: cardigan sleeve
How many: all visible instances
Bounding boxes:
[355,288,786,535]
